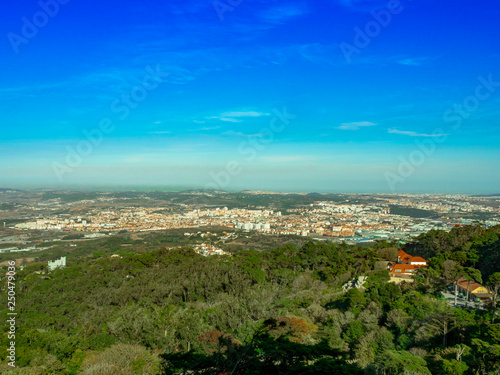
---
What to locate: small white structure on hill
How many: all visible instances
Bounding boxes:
[48,256,66,272]
[342,276,368,292]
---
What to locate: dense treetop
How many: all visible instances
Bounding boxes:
[1,225,499,374]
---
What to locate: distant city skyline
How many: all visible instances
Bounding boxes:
[1,0,499,193]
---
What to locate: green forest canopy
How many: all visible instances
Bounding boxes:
[0,224,499,374]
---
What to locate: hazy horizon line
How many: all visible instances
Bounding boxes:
[0,184,498,196]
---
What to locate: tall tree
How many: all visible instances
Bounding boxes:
[428,305,455,348]
[486,272,500,323]
[372,350,431,375]
[451,264,466,307]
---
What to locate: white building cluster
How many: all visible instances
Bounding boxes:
[235,222,271,231]
[48,256,66,272]
[193,243,231,257]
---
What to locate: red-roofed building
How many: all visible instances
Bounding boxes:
[397,250,427,266]
[454,277,492,301]
[408,256,427,266]
[389,264,421,275]
[389,250,428,276]
[397,250,412,264]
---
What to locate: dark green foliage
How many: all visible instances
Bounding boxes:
[371,350,431,374]
[388,205,436,218]
[343,320,365,344]
[373,282,402,308]
[344,288,367,314]
[163,332,363,375]
[405,224,500,279]
[0,228,499,374]
[441,359,469,375]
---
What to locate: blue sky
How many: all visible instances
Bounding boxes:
[1,0,499,193]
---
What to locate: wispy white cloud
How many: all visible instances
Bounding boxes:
[335,0,390,12]
[205,116,239,122]
[388,128,449,137]
[349,54,436,68]
[221,117,242,123]
[222,130,261,137]
[297,43,340,65]
[260,155,314,163]
[0,65,189,103]
[259,3,309,24]
[337,121,377,130]
[222,111,270,117]
[397,57,432,66]
[0,81,68,95]
[189,125,221,132]
[206,110,270,123]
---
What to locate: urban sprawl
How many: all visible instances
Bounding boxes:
[9,193,500,245]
